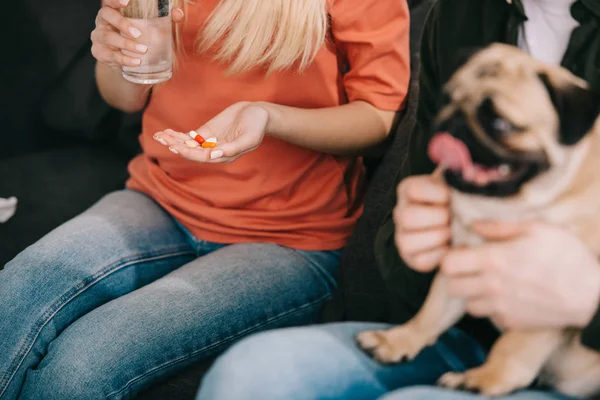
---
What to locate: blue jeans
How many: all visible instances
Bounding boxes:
[197,323,575,400]
[0,190,341,400]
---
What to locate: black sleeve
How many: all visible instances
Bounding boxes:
[373,3,442,324]
[581,301,600,351]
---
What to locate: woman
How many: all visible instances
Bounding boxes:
[196,0,600,399]
[0,0,409,398]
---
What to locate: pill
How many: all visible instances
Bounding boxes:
[185,140,199,148]
[202,142,217,149]
[189,131,205,144]
[205,137,218,143]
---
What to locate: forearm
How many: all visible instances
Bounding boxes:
[95,62,151,113]
[262,101,397,156]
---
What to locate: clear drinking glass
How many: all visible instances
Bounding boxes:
[121,0,173,84]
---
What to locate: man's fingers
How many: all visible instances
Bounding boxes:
[398,176,451,205]
[396,228,451,257]
[395,204,450,230]
[406,247,448,272]
[465,297,496,319]
[447,274,488,298]
[441,246,488,276]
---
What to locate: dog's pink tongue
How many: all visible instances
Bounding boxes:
[428,133,473,172]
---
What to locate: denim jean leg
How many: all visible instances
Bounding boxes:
[0,190,195,400]
[380,387,578,400]
[196,323,487,400]
[17,244,341,400]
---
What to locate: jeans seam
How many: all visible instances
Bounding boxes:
[0,247,195,399]
[106,292,333,400]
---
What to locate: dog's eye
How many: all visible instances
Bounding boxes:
[492,117,518,135]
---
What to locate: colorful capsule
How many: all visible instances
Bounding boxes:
[189,131,205,145]
[201,142,217,149]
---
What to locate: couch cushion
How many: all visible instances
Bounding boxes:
[0,146,129,267]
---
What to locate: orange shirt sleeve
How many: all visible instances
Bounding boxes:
[330,0,411,111]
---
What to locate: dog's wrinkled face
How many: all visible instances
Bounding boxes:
[429,44,599,197]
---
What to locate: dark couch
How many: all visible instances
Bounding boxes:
[0,0,433,398]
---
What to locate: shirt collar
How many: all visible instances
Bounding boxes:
[505,0,600,18]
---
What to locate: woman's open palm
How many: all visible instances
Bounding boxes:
[154,102,269,163]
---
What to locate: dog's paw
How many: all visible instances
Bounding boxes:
[437,367,528,397]
[355,326,427,364]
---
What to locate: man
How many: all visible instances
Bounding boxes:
[196,0,600,399]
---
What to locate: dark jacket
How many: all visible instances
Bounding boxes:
[373,0,600,350]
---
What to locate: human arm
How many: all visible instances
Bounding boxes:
[92,0,183,113]
[155,0,410,161]
[259,101,396,156]
[95,63,152,114]
[441,220,600,350]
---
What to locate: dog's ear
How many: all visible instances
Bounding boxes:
[538,72,600,145]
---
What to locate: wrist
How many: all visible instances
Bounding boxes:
[256,101,284,139]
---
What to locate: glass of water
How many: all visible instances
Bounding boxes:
[121,0,173,84]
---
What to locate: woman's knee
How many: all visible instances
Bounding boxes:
[19,351,110,400]
[20,320,138,400]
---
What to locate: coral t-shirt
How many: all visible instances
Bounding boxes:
[127,0,410,251]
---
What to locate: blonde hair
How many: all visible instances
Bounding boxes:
[124,0,329,75]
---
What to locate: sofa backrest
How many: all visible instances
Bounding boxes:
[0,0,135,160]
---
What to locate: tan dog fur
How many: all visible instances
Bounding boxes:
[356,44,600,398]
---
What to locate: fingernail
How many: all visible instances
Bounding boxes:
[131,58,141,66]
[120,0,129,5]
[185,140,199,148]
[129,27,141,38]
[210,150,224,160]
[136,44,148,53]
[153,135,167,145]
[169,147,179,154]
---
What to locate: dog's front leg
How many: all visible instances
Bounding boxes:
[438,329,564,396]
[356,273,466,363]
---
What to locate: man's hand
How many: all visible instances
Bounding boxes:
[393,175,452,272]
[441,220,600,330]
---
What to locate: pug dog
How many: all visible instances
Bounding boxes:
[356,43,600,398]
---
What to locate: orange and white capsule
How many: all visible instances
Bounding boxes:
[205,137,218,144]
[201,142,217,149]
[189,131,205,145]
